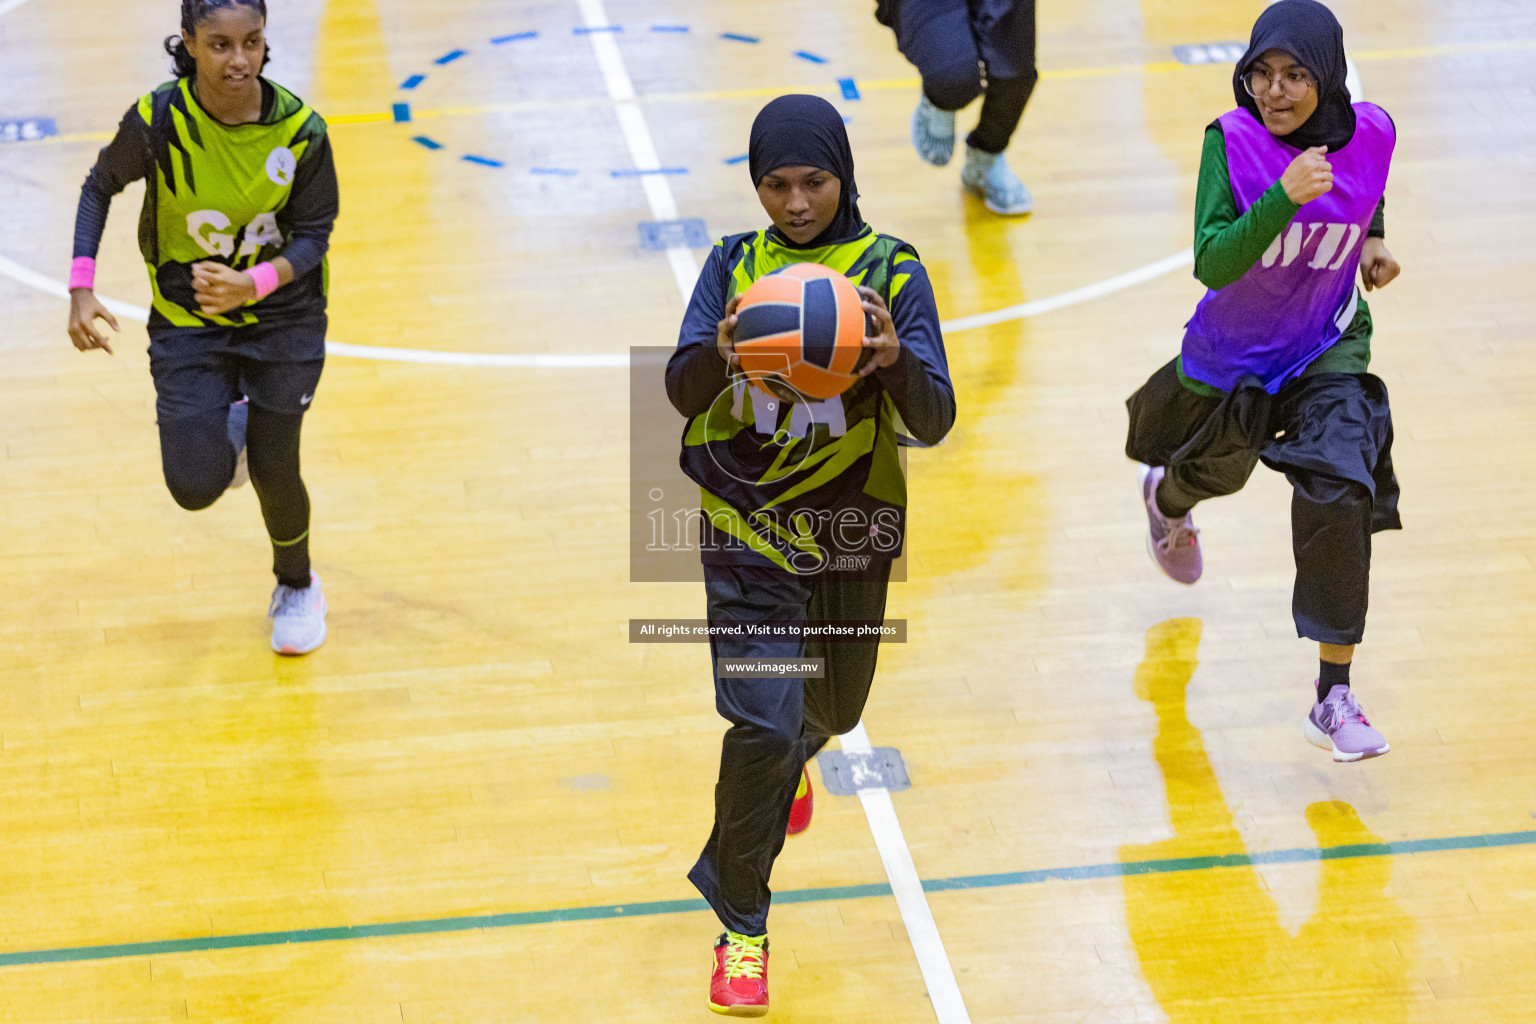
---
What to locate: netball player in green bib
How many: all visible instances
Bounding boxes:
[669,95,956,1016]
[66,0,337,654]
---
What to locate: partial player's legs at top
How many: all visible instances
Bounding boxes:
[882,0,1038,214]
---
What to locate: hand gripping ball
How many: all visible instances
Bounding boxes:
[732,263,868,401]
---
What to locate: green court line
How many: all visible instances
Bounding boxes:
[2,828,1533,968]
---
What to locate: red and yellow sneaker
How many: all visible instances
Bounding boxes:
[786,766,813,836]
[709,931,769,1017]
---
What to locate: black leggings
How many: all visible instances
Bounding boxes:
[928,74,1036,155]
[159,405,312,588]
[1126,360,1401,646]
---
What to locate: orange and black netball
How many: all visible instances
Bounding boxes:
[732,263,866,401]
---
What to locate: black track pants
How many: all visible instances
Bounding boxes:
[1126,359,1401,645]
[689,562,892,935]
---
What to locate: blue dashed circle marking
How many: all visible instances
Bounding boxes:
[394,25,860,175]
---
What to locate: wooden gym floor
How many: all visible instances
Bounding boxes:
[1,0,1534,1020]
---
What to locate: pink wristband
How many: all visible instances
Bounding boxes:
[248,261,280,300]
[69,257,97,291]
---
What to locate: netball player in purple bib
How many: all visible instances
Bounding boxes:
[1125,0,1401,761]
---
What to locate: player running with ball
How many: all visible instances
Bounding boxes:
[666,95,955,1016]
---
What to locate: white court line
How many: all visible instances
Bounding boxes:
[316,341,629,368]
[0,0,38,19]
[839,722,972,1024]
[0,254,151,323]
[0,251,630,366]
[0,249,1192,365]
[575,0,698,303]
[941,248,1192,333]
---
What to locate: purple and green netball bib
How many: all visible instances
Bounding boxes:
[1182,103,1394,393]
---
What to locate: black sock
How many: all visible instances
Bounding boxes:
[1154,478,1194,519]
[271,530,311,590]
[1318,660,1351,702]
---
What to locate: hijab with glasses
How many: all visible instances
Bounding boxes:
[1233,0,1356,151]
[747,94,867,249]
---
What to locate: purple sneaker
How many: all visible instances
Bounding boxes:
[1139,465,1202,585]
[1305,685,1390,762]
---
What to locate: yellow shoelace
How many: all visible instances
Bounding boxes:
[721,932,767,979]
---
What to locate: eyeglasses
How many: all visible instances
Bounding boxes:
[1242,67,1315,101]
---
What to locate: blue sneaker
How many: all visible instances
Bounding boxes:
[961,146,1034,215]
[911,94,956,166]
[227,398,249,489]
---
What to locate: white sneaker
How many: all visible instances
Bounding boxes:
[269,572,327,655]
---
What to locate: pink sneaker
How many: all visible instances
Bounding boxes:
[1305,685,1390,762]
[1139,465,1202,585]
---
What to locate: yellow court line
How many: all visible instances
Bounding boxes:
[32,37,1536,145]
[1042,60,1185,81]
[329,112,392,125]
[1354,38,1536,60]
[37,130,113,145]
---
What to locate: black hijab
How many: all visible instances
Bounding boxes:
[1234,0,1355,151]
[748,94,866,249]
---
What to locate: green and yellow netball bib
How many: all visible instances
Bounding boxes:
[135,77,328,327]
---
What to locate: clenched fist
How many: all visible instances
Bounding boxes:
[1359,237,1400,292]
[1280,146,1333,205]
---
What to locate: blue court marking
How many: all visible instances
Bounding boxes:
[393,24,857,176]
[610,167,688,177]
[2,828,1532,968]
[1172,41,1247,65]
[723,154,750,165]
[0,117,57,142]
[638,218,711,250]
